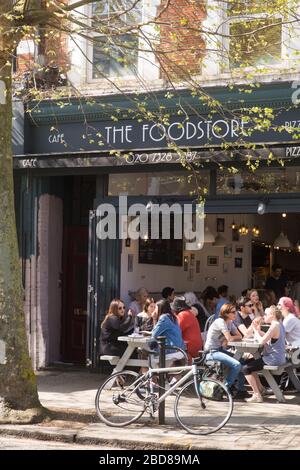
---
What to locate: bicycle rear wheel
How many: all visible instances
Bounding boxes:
[174,377,233,435]
[95,370,146,427]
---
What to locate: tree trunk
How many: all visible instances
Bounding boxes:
[0,29,43,419]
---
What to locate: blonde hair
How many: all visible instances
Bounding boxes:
[184,292,199,306]
[266,305,283,321]
[135,287,148,301]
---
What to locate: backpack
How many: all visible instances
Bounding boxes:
[199,380,224,401]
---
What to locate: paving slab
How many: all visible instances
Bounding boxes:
[0,369,299,450]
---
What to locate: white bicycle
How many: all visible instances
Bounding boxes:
[95,350,233,435]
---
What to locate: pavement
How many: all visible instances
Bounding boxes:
[0,368,300,450]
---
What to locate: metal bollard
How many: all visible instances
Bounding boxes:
[157,336,166,425]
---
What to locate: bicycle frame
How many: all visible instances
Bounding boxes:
[142,363,200,404]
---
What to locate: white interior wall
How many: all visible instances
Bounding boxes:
[121,214,256,305]
[120,212,300,306]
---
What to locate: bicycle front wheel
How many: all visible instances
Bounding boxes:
[95,370,145,427]
[174,377,233,435]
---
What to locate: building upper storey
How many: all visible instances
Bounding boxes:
[14,0,300,97]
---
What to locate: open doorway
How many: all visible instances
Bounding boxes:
[61,175,96,364]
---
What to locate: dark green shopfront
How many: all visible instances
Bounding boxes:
[13,82,300,368]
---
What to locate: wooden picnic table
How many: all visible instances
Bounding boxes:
[101,334,153,390]
[228,340,300,402]
[115,335,153,372]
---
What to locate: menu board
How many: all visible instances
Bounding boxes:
[139,238,183,266]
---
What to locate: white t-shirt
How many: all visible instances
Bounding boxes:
[283,313,300,347]
[204,318,237,351]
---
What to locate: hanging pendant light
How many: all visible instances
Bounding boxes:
[273,232,292,249]
[213,233,226,247]
[252,225,260,237]
[239,223,248,235]
[204,225,215,243]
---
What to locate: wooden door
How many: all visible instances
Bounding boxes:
[62,226,88,363]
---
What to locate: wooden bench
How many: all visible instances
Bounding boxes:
[100,353,150,390]
[288,347,300,366]
[259,361,300,403]
[100,355,148,368]
[263,362,293,375]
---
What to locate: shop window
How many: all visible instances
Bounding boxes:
[108,170,210,196]
[226,0,283,68]
[217,166,300,194]
[89,0,143,79]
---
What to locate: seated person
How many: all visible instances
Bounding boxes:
[248,289,264,318]
[161,286,175,303]
[278,297,300,347]
[128,287,149,317]
[100,299,134,356]
[213,285,229,320]
[172,296,202,363]
[234,296,254,337]
[196,286,219,331]
[263,289,277,308]
[135,297,156,333]
[205,303,249,399]
[151,299,186,367]
[242,306,286,403]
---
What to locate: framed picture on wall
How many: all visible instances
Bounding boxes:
[232,228,240,241]
[216,218,225,232]
[196,260,200,273]
[190,253,195,266]
[128,254,133,272]
[235,257,242,268]
[207,256,219,266]
[224,245,232,258]
[223,262,229,273]
[183,256,189,272]
[236,245,243,253]
[188,268,194,281]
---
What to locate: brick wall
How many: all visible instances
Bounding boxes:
[157,0,206,80]
[15,0,70,78]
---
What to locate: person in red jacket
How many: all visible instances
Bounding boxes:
[171,296,203,363]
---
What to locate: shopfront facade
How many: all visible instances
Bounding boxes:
[13,82,300,368]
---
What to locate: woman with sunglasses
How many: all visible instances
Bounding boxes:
[204,304,248,398]
[100,299,134,356]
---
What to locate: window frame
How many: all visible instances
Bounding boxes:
[86,0,145,81]
[221,1,288,71]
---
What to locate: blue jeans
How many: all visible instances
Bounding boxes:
[206,349,243,389]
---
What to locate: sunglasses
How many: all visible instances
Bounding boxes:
[118,306,125,310]
[245,303,254,307]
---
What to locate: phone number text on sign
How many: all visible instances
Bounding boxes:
[122,152,202,165]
